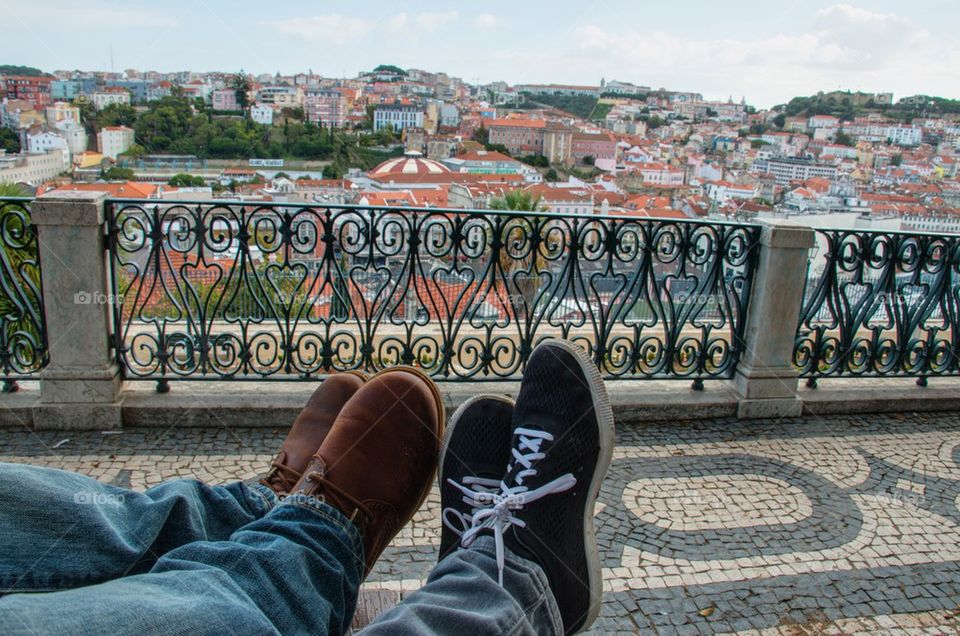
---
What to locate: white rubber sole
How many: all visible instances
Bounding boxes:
[542,339,615,634]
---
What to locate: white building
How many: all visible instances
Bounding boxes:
[808,115,840,129]
[374,104,423,132]
[55,118,89,156]
[97,126,135,159]
[886,125,922,147]
[0,149,66,184]
[705,181,757,203]
[91,90,131,111]
[440,103,460,128]
[27,131,71,170]
[250,104,273,125]
[752,157,837,185]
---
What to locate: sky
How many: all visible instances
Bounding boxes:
[1,0,958,108]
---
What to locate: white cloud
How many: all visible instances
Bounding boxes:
[415,11,459,32]
[386,13,409,33]
[474,13,501,29]
[571,4,953,106]
[268,14,375,43]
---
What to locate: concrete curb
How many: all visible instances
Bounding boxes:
[2,377,958,430]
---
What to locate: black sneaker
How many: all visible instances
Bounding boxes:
[452,339,614,634]
[438,394,515,561]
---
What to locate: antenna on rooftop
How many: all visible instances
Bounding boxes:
[110,44,115,73]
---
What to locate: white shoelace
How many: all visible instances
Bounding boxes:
[441,427,576,585]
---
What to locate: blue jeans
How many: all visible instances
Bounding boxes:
[0,463,561,635]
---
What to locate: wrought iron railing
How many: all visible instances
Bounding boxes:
[794,227,960,385]
[0,197,48,390]
[105,200,761,389]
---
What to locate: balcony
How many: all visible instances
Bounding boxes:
[0,191,958,428]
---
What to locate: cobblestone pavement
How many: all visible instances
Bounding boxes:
[3,411,960,634]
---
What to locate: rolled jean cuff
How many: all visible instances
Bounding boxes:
[279,493,365,562]
[244,481,281,512]
[470,535,564,633]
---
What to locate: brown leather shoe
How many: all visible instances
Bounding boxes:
[289,367,444,576]
[260,372,367,495]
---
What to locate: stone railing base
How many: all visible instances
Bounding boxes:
[2,377,959,430]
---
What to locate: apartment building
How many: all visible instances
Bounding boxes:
[45,102,81,124]
[250,104,273,125]
[97,126,135,159]
[305,89,347,128]
[0,75,52,108]
[374,104,423,132]
[27,131,71,170]
[487,119,546,155]
[0,148,66,184]
[211,89,240,112]
[91,88,131,111]
[753,157,838,185]
[572,132,618,170]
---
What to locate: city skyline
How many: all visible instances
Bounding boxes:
[1,0,958,108]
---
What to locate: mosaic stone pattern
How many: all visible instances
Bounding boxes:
[2,411,960,634]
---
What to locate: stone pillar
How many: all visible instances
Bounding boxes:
[31,191,122,429]
[731,219,814,419]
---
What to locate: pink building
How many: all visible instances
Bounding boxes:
[305,89,347,128]
[572,132,618,170]
[212,89,240,112]
[487,119,546,155]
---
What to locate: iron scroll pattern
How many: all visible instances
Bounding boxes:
[105,200,760,384]
[0,198,47,385]
[795,228,960,382]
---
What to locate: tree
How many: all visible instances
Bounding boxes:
[230,70,252,112]
[322,162,345,179]
[891,154,903,166]
[74,97,95,127]
[582,155,595,166]
[120,143,147,158]
[0,128,20,153]
[471,125,489,145]
[168,173,206,187]
[519,154,549,168]
[0,65,47,77]
[103,166,136,180]
[96,103,137,129]
[646,115,665,130]
[545,168,559,182]
[835,132,854,147]
[773,113,786,129]
[281,107,304,122]
[372,64,407,76]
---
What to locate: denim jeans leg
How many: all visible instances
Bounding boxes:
[0,494,364,636]
[0,462,276,593]
[362,535,563,636]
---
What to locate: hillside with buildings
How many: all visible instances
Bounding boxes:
[0,64,957,234]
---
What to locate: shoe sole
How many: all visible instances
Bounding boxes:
[438,393,516,486]
[541,339,615,634]
[338,370,369,382]
[366,365,447,518]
